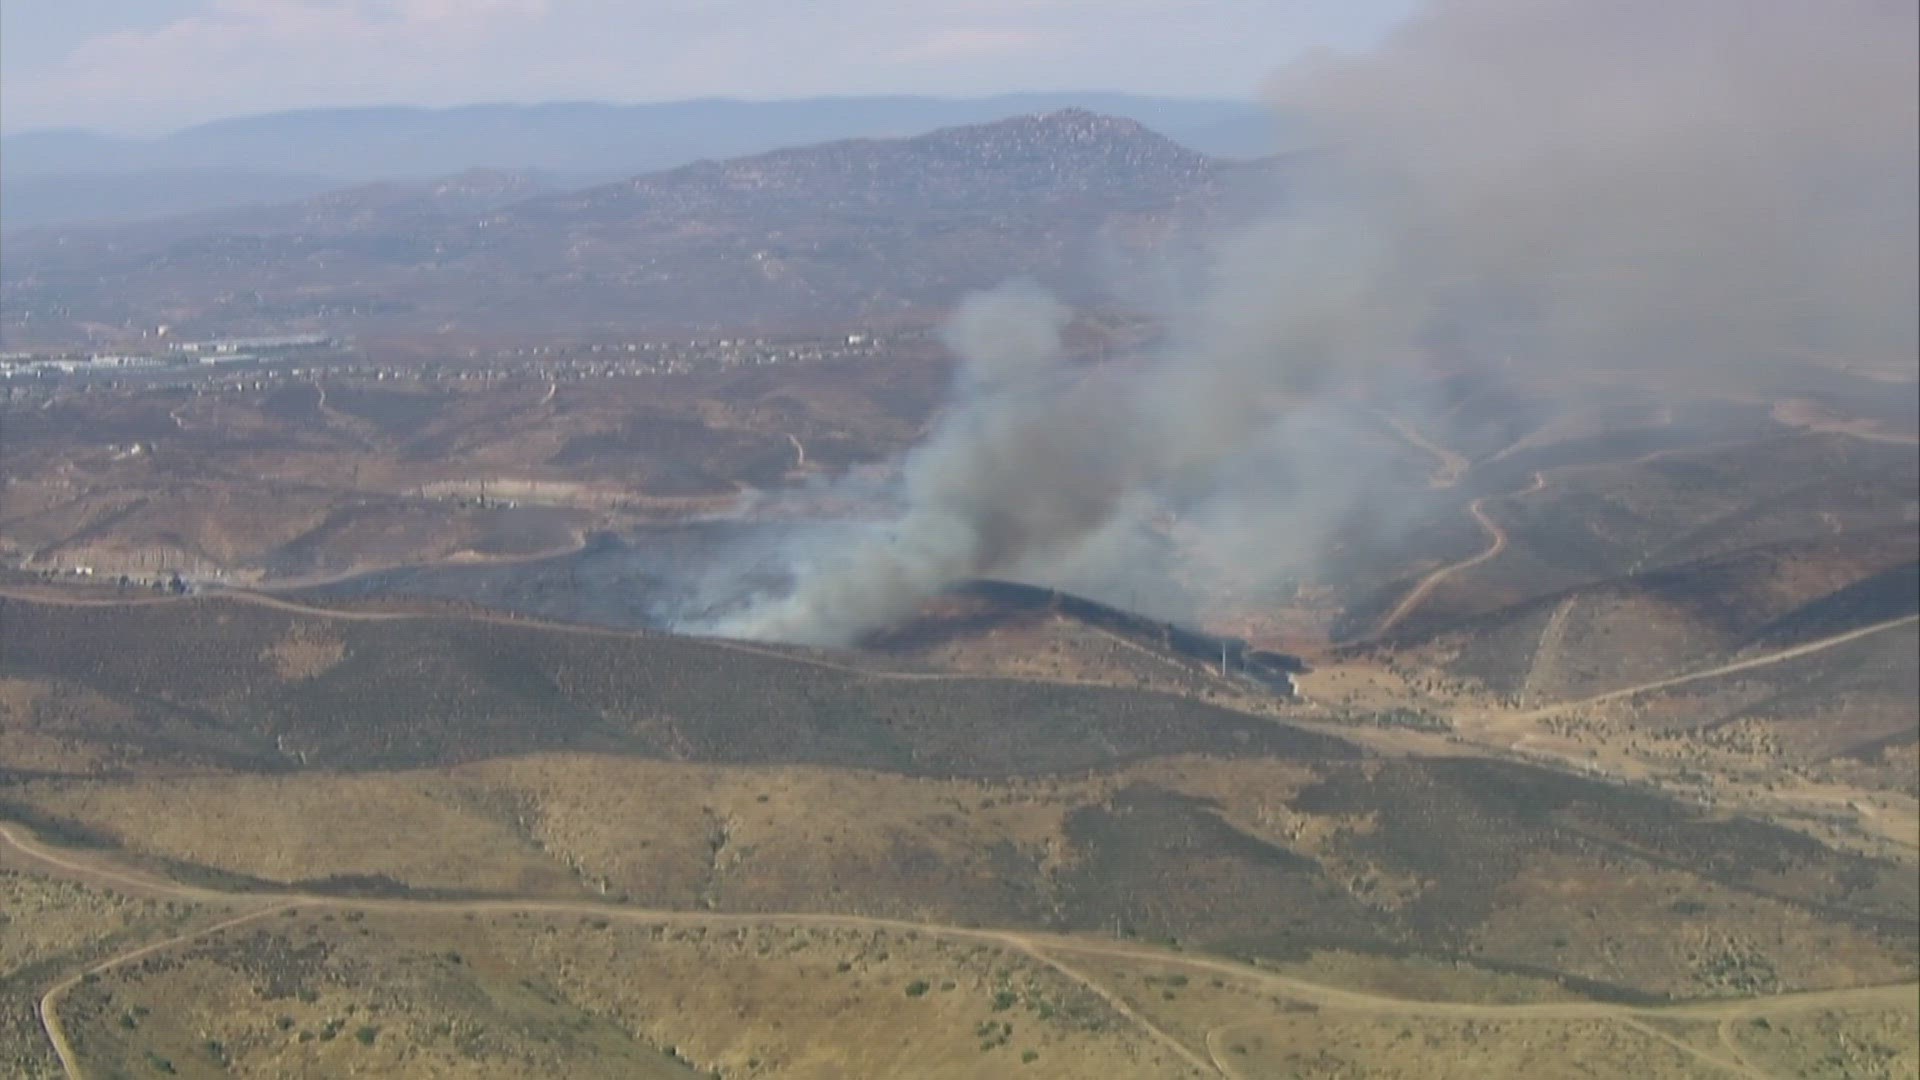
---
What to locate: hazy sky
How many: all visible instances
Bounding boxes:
[1,1,1413,135]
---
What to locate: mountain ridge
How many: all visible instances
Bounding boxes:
[1,95,1279,228]
[3,109,1269,343]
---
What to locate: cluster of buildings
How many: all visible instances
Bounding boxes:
[168,333,333,354]
[0,352,173,377]
[480,329,902,378]
[0,335,338,380]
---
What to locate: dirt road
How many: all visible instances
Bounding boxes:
[1380,412,1470,488]
[1373,470,1546,636]
[1518,614,1920,721]
[39,903,296,1080]
[5,822,1912,1080]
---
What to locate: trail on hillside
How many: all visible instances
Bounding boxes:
[1373,470,1547,637]
[1518,595,1579,706]
[1519,614,1920,720]
[4,821,1913,1080]
[1379,411,1470,488]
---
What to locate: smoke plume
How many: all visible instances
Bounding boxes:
[710,0,1918,646]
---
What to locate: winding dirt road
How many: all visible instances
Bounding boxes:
[1373,470,1547,636]
[39,903,297,1079]
[5,822,1912,1080]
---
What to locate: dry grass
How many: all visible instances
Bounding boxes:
[1261,950,1581,1006]
[19,758,1126,912]
[1733,1005,1920,1078]
[1051,951,1843,1080]
[1214,1012,1712,1079]
[22,776,585,896]
[0,869,207,1080]
[485,918,1179,1077]
[1298,637,1920,871]
[0,869,197,982]
[57,909,1182,1079]
[10,825,1914,1080]
[14,751,1913,1001]
[1473,852,1914,998]
[261,625,348,680]
[0,678,149,774]
[458,756,1097,912]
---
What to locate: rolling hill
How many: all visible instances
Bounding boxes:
[1,95,1280,228]
[1,110,1264,344]
[0,591,1911,1005]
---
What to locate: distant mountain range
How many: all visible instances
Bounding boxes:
[3,109,1283,346]
[1,95,1280,228]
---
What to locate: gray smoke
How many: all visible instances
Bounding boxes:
[711,0,1918,646]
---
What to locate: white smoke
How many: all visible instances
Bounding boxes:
[706,0,1918,646]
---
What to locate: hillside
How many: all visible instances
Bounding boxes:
[0,594,1343,777]
[1,95,1279,227]
[2,110,1255,344]
[0,592,1911,1006]
[1396,531,1918,700]
[525,109,1215,217]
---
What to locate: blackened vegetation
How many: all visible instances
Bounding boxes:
[257,382,323,423]
[0,596,1346,776]
[1843,723,1920,762]
[1355,423,1919,647]
[307,553,1307,698]
[939,580,1305,694]
[984,764,1914,1000]
[1749,560,1919,648]
[1692,623,1920,761]
[323,385,454,439]
[302,523,849,630]
[1056,786,1389,952]
[4,593,1913,997]
[1293,759,1920,942]
[0,797,120,847]
[1365,527,1920,695]
[187,929,335,1001]
[289,874,511,902]
[2,400,183,447]
[263,498,443,578]
[1624,539,1915,646]
[1462,426,1738,505]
